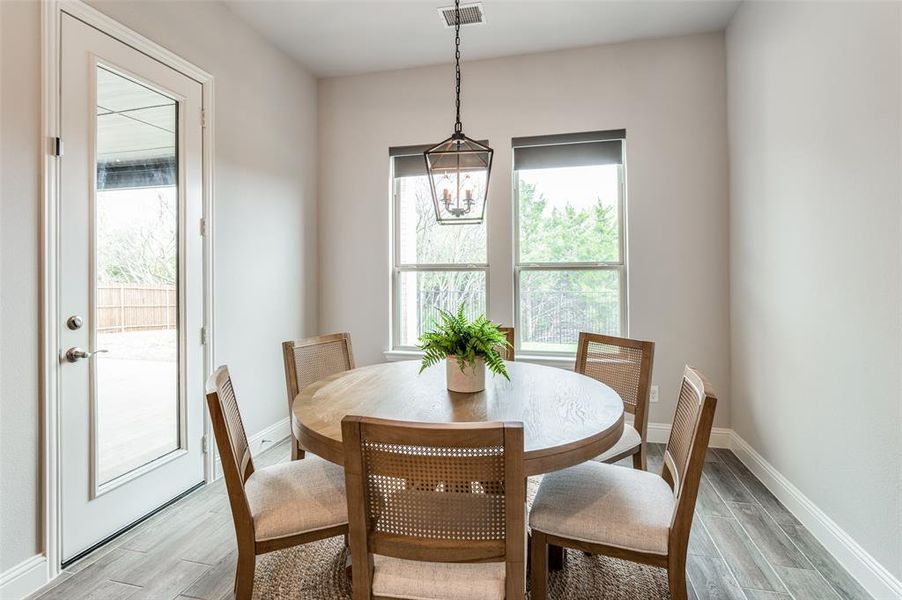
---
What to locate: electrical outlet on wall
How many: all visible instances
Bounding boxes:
[650,385,659,403]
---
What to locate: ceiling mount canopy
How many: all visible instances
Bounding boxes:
[424,0,493,225]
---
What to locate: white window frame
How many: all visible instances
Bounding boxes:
[512,134,628,358]
[390,153,489,351]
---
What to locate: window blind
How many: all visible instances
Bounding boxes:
[389,141,490,178]
[512,129,625,171]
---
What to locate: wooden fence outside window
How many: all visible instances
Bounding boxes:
[96,284,177,333]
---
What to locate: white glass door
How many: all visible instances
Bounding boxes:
[59,14,205,562]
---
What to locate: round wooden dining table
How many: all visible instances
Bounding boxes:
[291,360,625,476]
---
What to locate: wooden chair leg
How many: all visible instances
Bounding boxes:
[632,445,646,470]
[530,531,548,600]
[234,549,256,600]
[668,552,688,600]
[505,558,526,599]
[349,539,372,600]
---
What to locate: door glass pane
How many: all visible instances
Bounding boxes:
[518,269,621,353]
[397,270,486,348]
[95,66,179,485]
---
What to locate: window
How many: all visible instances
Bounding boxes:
[513,130,626,355]
[391,145,488,349]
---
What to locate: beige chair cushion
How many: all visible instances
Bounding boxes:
[245,455,347,542]
[595,424,641,463]
[372,554,505,600]
[529,461,674,555]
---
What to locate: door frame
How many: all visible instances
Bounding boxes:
[41,0,215,581]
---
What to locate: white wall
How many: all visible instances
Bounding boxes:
[0,0,318,574]
[727,0,902,581]
[318,33,732,428]
[0,0,43,574]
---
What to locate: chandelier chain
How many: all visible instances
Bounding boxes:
[454,0,462,133]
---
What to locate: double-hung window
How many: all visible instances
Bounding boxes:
[391,145,488,350]
[513,130,627,355]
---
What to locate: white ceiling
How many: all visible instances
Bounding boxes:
[225,0,742,78]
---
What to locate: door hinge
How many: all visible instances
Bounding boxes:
[200,326,207,345]
[52,137,64,157]
[199,217,206,236]
[201,108,207,129]
[201,435,208,454]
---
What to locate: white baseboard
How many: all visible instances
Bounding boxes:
[729,432,902,600]
[649,423,900,598]
[212,416,291,480]
[646,422,733,448]
[0,555,48,600]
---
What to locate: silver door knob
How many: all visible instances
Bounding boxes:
[65,347,109,362]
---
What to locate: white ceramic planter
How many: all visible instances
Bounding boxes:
[446,356,486,393]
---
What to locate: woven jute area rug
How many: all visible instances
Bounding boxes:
[252,536,671,599]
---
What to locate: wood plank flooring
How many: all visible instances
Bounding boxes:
[29,441,871,600]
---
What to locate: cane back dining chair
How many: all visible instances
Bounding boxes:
[206,366,349,600]
[529,365,717,600]
[575,332,654,470]
[497,327,515,361]
[282,332,356,460]
[342,416,527,600]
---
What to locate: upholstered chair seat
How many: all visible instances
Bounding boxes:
[530,460,674,555]
[594,423,642,465]
[372,555,506,600]
[244,456,348,542]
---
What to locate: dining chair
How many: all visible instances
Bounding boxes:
[529,365,717,600]
[206,366,349,600]
[575,332,654,470]
[282,332,356,460]
[341,416,527,600]
[496,326,515,361]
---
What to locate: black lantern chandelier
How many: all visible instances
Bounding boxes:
[423,0,493,225]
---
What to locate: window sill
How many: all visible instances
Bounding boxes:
[383,350,575,370]
[384,349,424,362]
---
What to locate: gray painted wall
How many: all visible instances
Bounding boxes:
[727,0,902,579]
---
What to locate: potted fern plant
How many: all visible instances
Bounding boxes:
[418,304,511,393]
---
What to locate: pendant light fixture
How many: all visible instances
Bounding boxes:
[424,0,493,225]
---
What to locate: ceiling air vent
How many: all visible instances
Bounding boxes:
[438,2,485,28]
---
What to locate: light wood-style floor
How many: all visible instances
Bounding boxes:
[30,440,871,600]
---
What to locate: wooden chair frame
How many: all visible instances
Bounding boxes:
[282,332,355,460]
[206,366,349,599]
[497,326,515,361]
[342,416,527,600]
[575,332,654,469]
[531,366,717,600]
